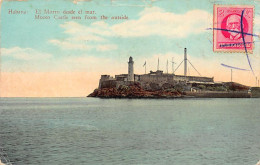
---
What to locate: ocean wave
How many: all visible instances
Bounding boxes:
[71,124,99,131]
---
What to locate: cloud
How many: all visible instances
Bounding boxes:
[49,39,94,51]
[49,21,117,51]
[111,7,212,38]
[96,44,118,51]
[60,21,112,37]
[49,39,117,51]
[63,55,126,74]
[1,47,52,60]
[49,7,211,51]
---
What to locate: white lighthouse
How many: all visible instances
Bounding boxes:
[128,56,134,81]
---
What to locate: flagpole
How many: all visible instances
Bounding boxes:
[145,63,146,74]
[167,59,168,74]
[172,57,174,74]
[143,61,146,74]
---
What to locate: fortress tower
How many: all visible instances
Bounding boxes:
[128,56,134,81]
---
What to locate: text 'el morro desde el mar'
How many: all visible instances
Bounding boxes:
[8,9,129,21]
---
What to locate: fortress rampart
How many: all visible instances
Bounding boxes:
[98,57,214,90]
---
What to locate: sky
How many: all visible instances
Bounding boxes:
[0,0,260,97]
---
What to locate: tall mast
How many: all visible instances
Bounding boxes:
[184,48,187,76]
[231,69,233,82]
[172,57,174,74]
[157,58,159,70]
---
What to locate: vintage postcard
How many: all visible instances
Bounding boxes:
[0,0,260,165]
[213,5,254,53]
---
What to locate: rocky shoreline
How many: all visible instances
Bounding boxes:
[87,82,257,98]
[88,83,183,98]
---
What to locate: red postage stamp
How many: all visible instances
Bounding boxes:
[213,5,254,53]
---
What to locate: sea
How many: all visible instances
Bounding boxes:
[0,98,260,165]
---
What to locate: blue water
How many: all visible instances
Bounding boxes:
[0,98,260,165]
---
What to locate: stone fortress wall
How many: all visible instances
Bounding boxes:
[98,57,214,89]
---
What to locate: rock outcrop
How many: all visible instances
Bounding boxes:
[88,83,182,98]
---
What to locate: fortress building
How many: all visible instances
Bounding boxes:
[98,49,214,90]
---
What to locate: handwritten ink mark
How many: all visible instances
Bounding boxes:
[240,9,254,75]
[206,28,259,37]
[221,63,250,71]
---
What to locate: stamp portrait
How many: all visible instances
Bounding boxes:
[213,5,254,53]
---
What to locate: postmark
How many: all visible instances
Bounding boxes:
[213,5,254,53]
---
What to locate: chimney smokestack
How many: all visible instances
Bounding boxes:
[184,48,187,76]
